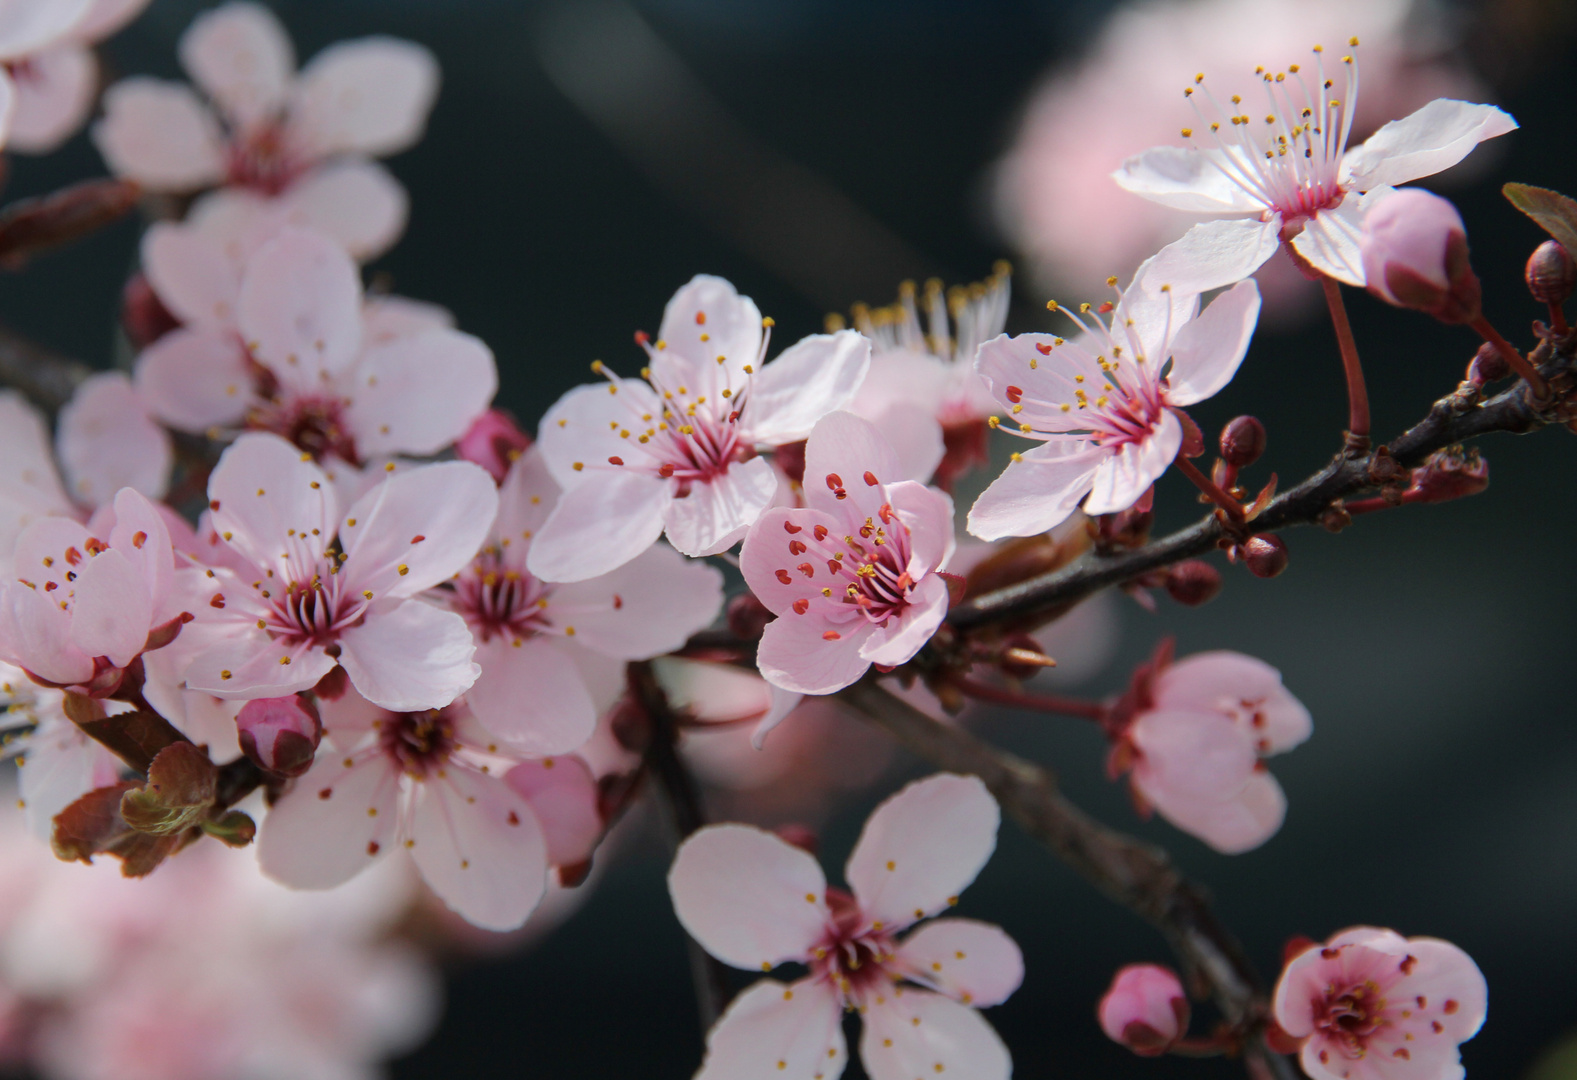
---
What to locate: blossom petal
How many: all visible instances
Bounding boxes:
[185,632,336,700]
[526,471,669,584]
[1112,146,1266,214]
[738,506,845,616]
[0,391,74,563]
[409,768,548,931]
[340,461,497,599]
[1400,938,1489,1042]
[534,377,665,489]
[5,44,95,154]
[178,1,294,125]
[845,773,999,933]
[208,432,337,578]
[756,609,877,696]
[864,401,945,484]
[272,159,410,262]
[548,543,723,659]
[68,548,151,667]
[91,78,225,190]
[1139,217,1281,297]
[669,824,829,970]
[802,411,902,518]
[1159,769,1286,855]
[55,372,171,508]
[132,326,254,433]
[1130,709,1257,802]
[140,222,242,330]
[0,580,93,685]
[696,977,846,1080]
[886,480,954,575]
[859,988,1010,1080]
[1341,100,1518,192]
[859,574,949,669]
[1291,193,1376,287]
[491,448,556,548]
[467,636,596,756]
[1083,410,1181,517]
[1157,651,1311,756]
[895,919,1024,1009]
[71,0,150,42]
[1164,279,1260,407]
[106,488,173,616]
[750,685,805,750]
[291,37,439,158]
[18,713,120,838]
[662,455,777,557]
[0,0,91,57]
[503,755,601,868]
[743,330,871,446]
[336,600,478,712]
[966,441,1102,541]
[657,275,763,399]
[345,328,497,459]
[259,749,399,889]
[237,227,364,388]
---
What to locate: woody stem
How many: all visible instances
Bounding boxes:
[1321,277,1370,445]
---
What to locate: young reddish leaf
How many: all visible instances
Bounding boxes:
[119,743,219,836]
[1503,183,1577,255]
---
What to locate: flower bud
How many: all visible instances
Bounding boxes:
[1525,239,1575,306]
[455,409,531,483]
[1219,416,1266,468]
[1360,188,1481,324]
[1098,964,1189,1056]
[120,271,179,349]
[1467,341,1508,387]
[726,592,772,641]
[237,695,322,777]
[1164,561,1222,606]
[1242,534,1288,578]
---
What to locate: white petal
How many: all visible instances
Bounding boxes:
[864,401,945,484]
[5,44,94,154]
[55,371,170,508]
[236,227,364,389]
[1164,279,1260,407]
[0,391,74,565]
[177,0,294,125]
[290,36,439,158]
[1112,146,1266,214]
[0,579,92,685]
[526,471,669,584]
[743,330,871,447]
[140,221,242,330]
[340,460,497,598]
[1290,194,1375,287]
[18,713,120,838]
[896,919,1024,1008]
[657,275,763,398]
[66,548,150,666]
[467,636,596,756]
[1138,217,1281,298]
[859,988,1010,1080]
[132,326,254,433]
[549,543,723,659]
[696,977,846,1080]
[662,455,778,557]
[0,0,92,58]
[345,328,497,458]
[669,823,828,970]
[1083,411,1181,517]
[336,600,478,712]
[801,411,901,518]
[91,77,225,190]
[259,748,398,889]
[966,441,1101,541]
[756,610,877,696]
[846,773,999,933]
[409,768,548,932]
[185,633,336,700]
[207,431,337,578]
[273,158,410,262]
[1341,99,1518,192]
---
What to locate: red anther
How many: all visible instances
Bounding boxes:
[813,525,828,541]
[783,521,802,534]
[788,540,807,555]
[775,569,792,585]
[825,473,843,490]
[131,530,147,548]
[634,330,650,345]
[863,471,879,486]
[1035,342,1054,355]
[822,630,841,640]
[658,463,675,477]
[410,534,425,544]
[695,311,706,324]
[1097,300,1114,313]
[797,563,815,578]
[209,593,226,609]
[792,598,810,614]
[607,456,624,466]
[1005,385,1024,403]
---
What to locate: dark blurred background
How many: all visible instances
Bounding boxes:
[2,0,1575,1077]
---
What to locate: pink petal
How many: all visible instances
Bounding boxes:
[91,77,225,190]
[186,633,337,700]
[336,600,478,712]
[0,391,74,560]
[1341,99,1517,192]
[859,987,1011,1080]
[1400,938,1488,1042]
[739,506,845,615]
[695,977,845,1080]
[344,328,497,458]
[140,221,242,330]
[743,330,871,447]
[491,448,557,547]
[1112,146,1266,214]
[1154,769,1286,855]
[340,461,497,598]
[0,580,93,685]
[1164,279,1260,407]
[895,918,1024,1008]
[5,44,94,154]
[68,548,151,666]
[236,227,364,389]
[1291,193,1377,288]
[259,749,399,889]
[17,712,121,838]
[1157,651,1310,756]
[106,488,173,615]
[55,372,170,508]
[859,574,949,669]
[362,294,452,343]
[534,377,665,489]
[178,1,294,124]
[657,275,763,399]
[409,768,548,932]
[1129,709,1257,802]
[548,542,723,659]
[0,0,93,58]
[526,471,669,584]
[756,609,876,696]
[1138,217,1281,297]
[668,824,829,970]
[466,635,596,756]
[207,432,338,578]
[1083,410,1181,517]
[290,37,439,158]
[272,159,409,262]
[886,480,954,575]
[751,685,805,750]
[503,755,601,867]
[965,441,1102,541]
[801,411,900,518]
[846,773,999,933]
[132,326,254,433]
[662,456,778,558]
[854,350,953,422]
[863,401,945,484]
[71,0,150,43]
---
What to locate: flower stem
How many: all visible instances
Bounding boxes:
[1174,456,1245,522]
[1470,316,1549,400]
[950,675,1106,721]
[1549,302,1569,337]
[1320,277,1370,444]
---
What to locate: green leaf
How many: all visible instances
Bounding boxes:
[1503,183,1577,253]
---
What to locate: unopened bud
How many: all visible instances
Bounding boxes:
[1164,561,1222,606]
[726,592,772,641]
[1467,341,1508,386]
[774,439,807,485]
[1098,964,1189,1056]
[1219,416,1266,468]
[121,272,179,349]
[1242,534,1288,578]
[236,695,321,777]
[455,409,532,483]
[1360,188,1481,324]
[1525,239,1575,306]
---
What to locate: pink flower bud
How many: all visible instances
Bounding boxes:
[1099,963,1189,1056]
[455,408,531,483]
[1360,189,1481,324]
[236,695,322,777]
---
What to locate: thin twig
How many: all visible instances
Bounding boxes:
[949,675,1106,722]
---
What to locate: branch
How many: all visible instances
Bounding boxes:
[948,342,1572,635]
[840,678,1297,1080]
[0,323,94,412]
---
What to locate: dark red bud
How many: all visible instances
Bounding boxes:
[236,695,322,777]
[1526,239,1575,306]
[1164,561,1222,606]
[1467,341,1508,386]
[1219,416,1266,468]
[1242,534,1288,578]
[726,592,773,641]
[774,439,807,485]
[121,272,180,349]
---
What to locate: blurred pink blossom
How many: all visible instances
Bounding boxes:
[1099,963,1189,1055]
[5,0,151,154]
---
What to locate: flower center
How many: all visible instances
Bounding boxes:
[259,559,370,649]
[247,395,358,463]
[810,889,900,1006]
[453,552,551,644]
[787,486,919,628]
[1315,980,1386,1058]
[379,708,457,778]
[226,120,309,196]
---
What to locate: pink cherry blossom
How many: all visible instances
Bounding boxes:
[134,227,494,464]
[740,412,955,696]
[1273,927,1486,1080]
[179,432,497,711]
[92,1,439,259]
[258,688,598,931]
[1099,963,1189,1055]
[670,773,1020,1080]
[0,663,122,837]
[1112,42,1515,292]
[1110,647,1311,853]
[4,0,150,154]
[0,0,97,151]
[528,275,871,581]
[969,254,1261,540]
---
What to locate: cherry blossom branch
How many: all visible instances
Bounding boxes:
[0,323,94,411]
[838,678,1297,1080]
[946,336,1573,636]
